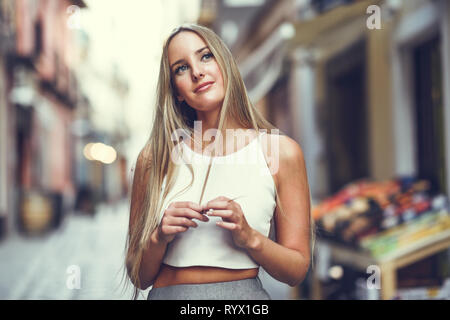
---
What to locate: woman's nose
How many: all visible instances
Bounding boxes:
[191,64,205,80]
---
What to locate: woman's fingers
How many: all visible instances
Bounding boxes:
[201,196,230,210]
[216,221,237,230]
[168,216,199,228]
[205,209,234,219]
[167,207,209,222]
[159,202,207,243]
[162,215,198,228]
[161,225,188,236]
[170,202,208,221]
[172,201,203,212]
[202,200,230,211]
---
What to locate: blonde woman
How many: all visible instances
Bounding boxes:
[124,24,313,300]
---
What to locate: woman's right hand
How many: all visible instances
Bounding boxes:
[156,201,208,244]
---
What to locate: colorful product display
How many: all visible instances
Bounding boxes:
[313,177,450,257]
[393,278,450,300]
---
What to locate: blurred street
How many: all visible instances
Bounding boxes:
[0,201,138,300]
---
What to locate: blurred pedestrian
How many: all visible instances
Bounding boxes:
[75,185,95,215]
[123,24,313,300]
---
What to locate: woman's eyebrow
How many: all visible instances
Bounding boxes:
[170,46,209,69]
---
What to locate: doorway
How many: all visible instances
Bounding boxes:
[325,40,370,194]
[413,34,447,194]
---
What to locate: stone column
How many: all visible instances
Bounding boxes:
[366,20,395,181]
[288,48,324,201]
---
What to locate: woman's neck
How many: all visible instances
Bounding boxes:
[189,119,255,156]
[195,108,220,133]
[194,109,238,136]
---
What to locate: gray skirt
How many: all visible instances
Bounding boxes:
[147,276,271,300]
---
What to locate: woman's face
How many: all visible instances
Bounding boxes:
[168,31,225,112]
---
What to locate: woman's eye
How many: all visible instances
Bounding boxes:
[174,53,213,75]
[175,65,188,74]
[202,52,213,61]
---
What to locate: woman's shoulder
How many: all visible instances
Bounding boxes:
[262,132,304,162]
[261,133,305,184]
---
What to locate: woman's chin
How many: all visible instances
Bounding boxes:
[191,100,223,112]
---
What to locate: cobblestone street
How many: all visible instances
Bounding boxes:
[0,201,293,300]
[0,201,149,300]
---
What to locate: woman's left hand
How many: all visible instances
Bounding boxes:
[202,196,255,249]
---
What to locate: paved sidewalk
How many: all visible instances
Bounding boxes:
[0,201,145,300]
[0,201,293,300]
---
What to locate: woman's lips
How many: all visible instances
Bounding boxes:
[195,81,214,93]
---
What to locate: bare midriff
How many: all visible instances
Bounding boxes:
[152,264,259,288]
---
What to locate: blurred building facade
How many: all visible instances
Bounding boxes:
[0,0,129,240]
[72,27,130,215]
[0,0,88,239]
[207,0,450,204]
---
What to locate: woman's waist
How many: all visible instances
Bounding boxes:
[153,264,259,288]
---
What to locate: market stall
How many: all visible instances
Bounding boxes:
[311,177,450,299]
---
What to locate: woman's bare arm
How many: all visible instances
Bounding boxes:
[248,135,312,286]
[135,230,169,290]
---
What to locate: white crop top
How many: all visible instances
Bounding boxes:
[157,131,276,269]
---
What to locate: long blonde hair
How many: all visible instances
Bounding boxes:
[120,23,314,300]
